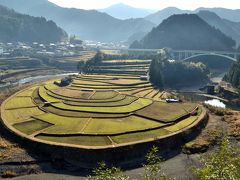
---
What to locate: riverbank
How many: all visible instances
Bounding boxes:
[0,70,78,90]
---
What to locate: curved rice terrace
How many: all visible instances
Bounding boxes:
[1,58,205,149]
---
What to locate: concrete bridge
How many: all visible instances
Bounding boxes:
[101,48,240,61]
[171,50,240,61]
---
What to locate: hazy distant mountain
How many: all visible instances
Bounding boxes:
[197,10,240,46]
[145,7,240,25]
[127,31,148,44]
[131,14,236,51]
[0,5,67,43]
[99,3,155,19]
[0,0,155,42]
[145,7,191,24]
[196,8,240,22]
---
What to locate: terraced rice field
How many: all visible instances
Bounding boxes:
[1,73,204,149]
[56,51,96,63]
[88,58,151,76]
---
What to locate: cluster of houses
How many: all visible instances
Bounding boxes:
[0,40,128,58]
[0,41,85,57]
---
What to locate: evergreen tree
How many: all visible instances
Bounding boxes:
[224,59,240,89]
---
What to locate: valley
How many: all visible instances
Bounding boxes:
[0,0,239,179]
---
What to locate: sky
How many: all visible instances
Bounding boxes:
[48,0,240,10]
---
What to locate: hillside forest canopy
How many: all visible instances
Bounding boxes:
[0,5,67,43]
[149,50,210,88]
[130,14,236,51]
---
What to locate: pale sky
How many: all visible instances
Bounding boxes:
[48,0,240,10]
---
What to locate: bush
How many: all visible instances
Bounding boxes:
[1,170,17,178]
[204,104,226,116]
[143,146,168,180]
[192,137,240,179]
[87,162,130,180]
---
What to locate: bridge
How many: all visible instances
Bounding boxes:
[171,50,240,61]
[101,48,240,61]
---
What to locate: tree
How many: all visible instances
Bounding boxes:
[224,59,240,90]
[77,60,86,73]
[87,162,130,180]
[148,49,209,88]
[149,55,164,88]
[193,137,240,180]
[143,146,168,180]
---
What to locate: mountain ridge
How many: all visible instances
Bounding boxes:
[197,10,240,46]
[0,0,155,42]
[0,5,67,43]
[130,14,236,51]
[99,3,155,19]
[145,7,240,25]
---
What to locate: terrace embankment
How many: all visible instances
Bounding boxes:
[1,72,208,167]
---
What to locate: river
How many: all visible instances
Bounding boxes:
[0,72,78,90]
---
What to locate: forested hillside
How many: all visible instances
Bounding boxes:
[224,59,240,89]
[0,0,155,42]
[0,5,67,43]
[131,14,236,51]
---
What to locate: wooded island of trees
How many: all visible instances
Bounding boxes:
[149,50,209,88]
[224,59,240,89]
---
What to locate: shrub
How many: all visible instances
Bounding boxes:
[143,146,168,180]
[87,162,130,180]
[192,137,240,179]
[1,170,17,178]
[204,104,226,116]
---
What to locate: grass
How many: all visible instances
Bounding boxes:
[52,88,94,99]
[5,97,36,109]
[16,86,38,97]
[183,103,199,113]
[57,52,96,62]
[44,83,60,90]
[79,74,141,79]
[64,95,138,107]
[4,107,45,124]
[33,113,88,134]
[101,59,151,63]
[13,119,52,135]
[111,128,171,144]
[135,102,196,122]
[46,89,127,103]
[33,114,162,135]
[51,98,153,113]
[153,91,165,100]
[90,91,117,100]
[164,116,198,132]
[43,106,131,118]
[72,79,110,86]
[70,83,152,90]
[72,79,149,87]
[36,135,112,146]
[83,115,163,134]
[123,87,153,95]
[134,89,154,97]
[38,86,62,103]
[145,89,159,98]
[108,79,148,85]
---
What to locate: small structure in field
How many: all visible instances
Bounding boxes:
[54,76,73,87]
[166,98,179,103]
